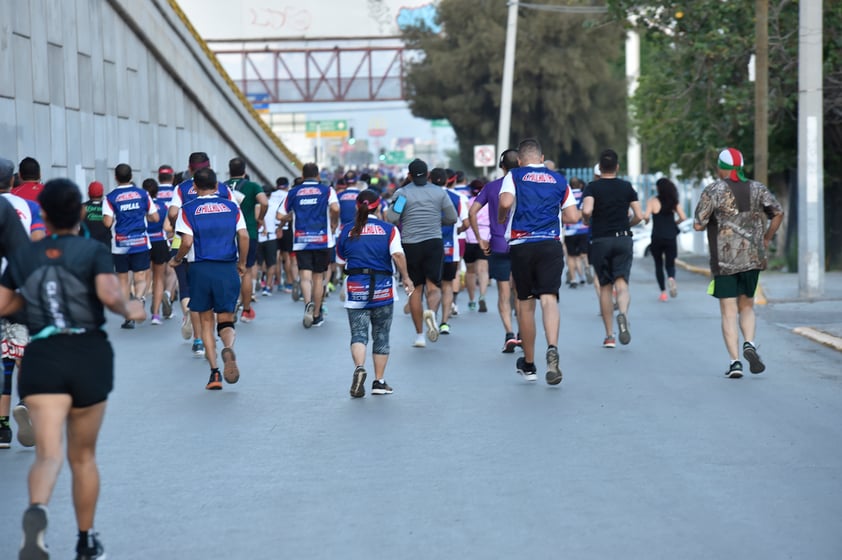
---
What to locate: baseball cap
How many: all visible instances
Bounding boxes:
[408,159,428,185]
[0,158,14,185]
[88,181,104,198]
[593,163,601,177]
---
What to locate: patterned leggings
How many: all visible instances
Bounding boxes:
[347,305,393,355]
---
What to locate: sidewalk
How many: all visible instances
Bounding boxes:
[677,254,842,352]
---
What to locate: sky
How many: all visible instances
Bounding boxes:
[177,0,457,167]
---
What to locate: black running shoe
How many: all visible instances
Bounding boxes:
[350,366,367,398]
[725,361,744,379]
[545,346,562,385]
[20,504,49,560]
[743,342,765,374]
[371,379,393,395]
[75,531,105,560]
[120,319,135,329]
[617,313,631,345]
[0,424,10,449]
[502,333,517,354]
[516,357,537,381]
[205,370,223,390]
[312,314,325,328]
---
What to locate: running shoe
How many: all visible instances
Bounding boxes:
[516,357,537,381]
[502,333,518,354]
[191,339,205,358]
[120,319,135,329]
[371,379,393,395]
[412,335,426,348]
[262,287,272,297]
[150,314,162,325]
[478,298,488,313]
[205,370,223,390]
[545,346,562,385]
[181,316,193,340]
[451,302,459,316]
[350,366,367,398]
[659,293,668,302]
[668,277,678,298]
[303,302,315,328]
[743,342,766,374]
[617,313,631,345]
[240,307,256,323]
[602,336,616,349]
[0,424,11,449]
[468,301,477,312]
[725,361,744,379]
[13,401,35,447]
[75,531,105,560]
[162,291,173,319]
[312,315,325,328]
[423,310,439,342]
[221,348,240,384]
[20,504,49,560]
[282,283,293,293]
[439,322,450,335]
[292,280,302,302]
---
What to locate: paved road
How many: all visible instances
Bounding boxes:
[2,258,841,559]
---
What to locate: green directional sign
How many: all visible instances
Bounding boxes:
[430,118,451,128]
[305,119,348,138]
[384,150,409,165]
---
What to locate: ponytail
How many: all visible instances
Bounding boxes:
[349,189,381,239]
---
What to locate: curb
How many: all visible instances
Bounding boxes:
[792,327,842,353]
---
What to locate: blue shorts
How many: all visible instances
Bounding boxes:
[245,237,258,268]
[113,250,151,273]
[488,251,512,282]
[188,261,241,313]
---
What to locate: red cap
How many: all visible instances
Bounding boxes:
[88,181,104,198]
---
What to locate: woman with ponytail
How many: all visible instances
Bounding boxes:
[336,189,413,398]
[643,178,687,301]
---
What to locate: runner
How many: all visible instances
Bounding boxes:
[11,156,44,203]
[277,163,339,328]
[272,177,297,293]
[499,138,580,385]
[582,149,644,348]
[82,182,111,247]
[336,189,413,397]
[431,168,467,335]
[464,178,490,312]
[142,178,171,325]
[102,163,159,329]
[171,167,248,390]
[470,149,521,352]
[563,177,591,287]
[385,159,458,347]
[1,178,145,560]
[225,158,268,322]
[643,178,687,301]
[257,184,280,296]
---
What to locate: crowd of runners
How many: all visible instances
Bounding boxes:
[0,140,783,559]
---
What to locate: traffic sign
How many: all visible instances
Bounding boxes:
[305,119,348,138]
[473,144,496,167]
[430,118,451,128]
[383,150,409,165]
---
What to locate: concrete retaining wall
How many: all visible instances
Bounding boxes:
[0,0,299,190]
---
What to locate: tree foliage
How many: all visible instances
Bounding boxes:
[606,0,842,180]
[403,0,629,168]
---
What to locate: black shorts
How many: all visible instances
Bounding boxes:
[564,234,589,257]
[510,240,564,301]
[589,236,634,285]
[442,261,459,282]
[488,251,512,282]
[150,240,170,265]
[112,251,150,273]
[278,229,293,252]
[257,239,278,267]
[19,331,114,408]
[296,248,331,273]
[244,237,258,268]
[403,238,444,287]
[463,243,487,264]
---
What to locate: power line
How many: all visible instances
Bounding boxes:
[516,3,608,14]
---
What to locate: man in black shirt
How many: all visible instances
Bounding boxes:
[582,149,644,348]
[83,181,112,247]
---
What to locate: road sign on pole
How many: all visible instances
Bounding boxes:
[305,120,348,139]
[473,145,496,168]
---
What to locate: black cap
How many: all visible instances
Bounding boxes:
[408,159,428,185]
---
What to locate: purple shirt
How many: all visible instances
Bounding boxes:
[472,177,509,254]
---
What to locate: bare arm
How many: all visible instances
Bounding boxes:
[391,252,414,295]
[237,229,250,275]
[561,204,581,225]
[102,215,113,229]
[629,200,644,227]
[764,212,784,249]
[676,205,687,222]
[643,198,656,223]
[255,192,269,224]
[0,286,24,317]
[169,233,193,266]
[329,202,340,231]
[95,273,146,321]
[581,196,594,225]
[147,210,160,223]
[167,205,180,227]
[498,192,514,224]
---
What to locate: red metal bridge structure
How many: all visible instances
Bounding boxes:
[210,37,409,104]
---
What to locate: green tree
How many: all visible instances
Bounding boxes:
[403,0,628,168]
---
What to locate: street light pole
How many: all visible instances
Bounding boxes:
[496,0,519,174]
[754,0,769,185]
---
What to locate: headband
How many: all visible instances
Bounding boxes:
[718,148,748,182]
[357,197,381,211]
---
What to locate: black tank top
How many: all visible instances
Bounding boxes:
[651,199,679,240]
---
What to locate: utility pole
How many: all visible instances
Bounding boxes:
[754,0,768,185]
[496,0,519,174]
[626,28,641,179]
[797,0,824,297]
